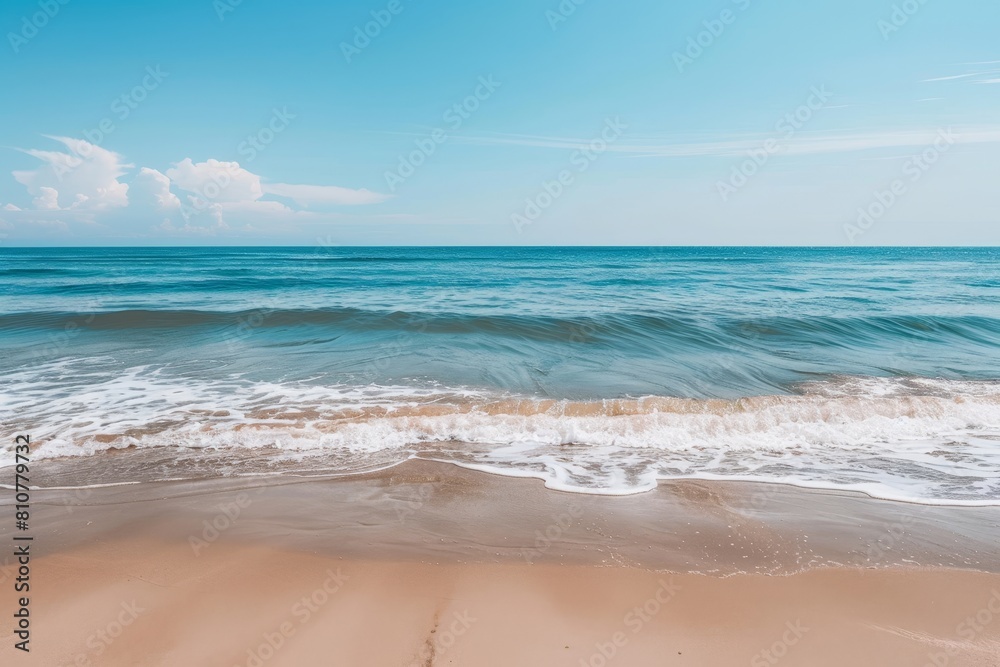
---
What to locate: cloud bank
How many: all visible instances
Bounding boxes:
[1,137,391,236]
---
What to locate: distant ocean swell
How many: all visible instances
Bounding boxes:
[4,308,1000,341]
[5,309,1000,381]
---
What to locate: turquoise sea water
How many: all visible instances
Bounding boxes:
[2,247,1000,502]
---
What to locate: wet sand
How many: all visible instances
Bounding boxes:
[2,459,999,665]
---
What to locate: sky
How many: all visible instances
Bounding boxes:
[0,0,998,246]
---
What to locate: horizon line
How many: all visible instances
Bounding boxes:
[2,245,1000,250]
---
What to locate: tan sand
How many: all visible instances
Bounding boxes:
[2,460,999,666]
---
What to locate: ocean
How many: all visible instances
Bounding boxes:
[2,246,999,504]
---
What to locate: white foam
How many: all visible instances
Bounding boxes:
[2,363,1000,505]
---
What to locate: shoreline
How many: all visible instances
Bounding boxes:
[9,458,1000,573]
[14,442,1000,507]
[2,460,1000,665]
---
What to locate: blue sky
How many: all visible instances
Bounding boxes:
[0,0,998,246]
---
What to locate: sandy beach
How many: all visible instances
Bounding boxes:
[3,460,999,666]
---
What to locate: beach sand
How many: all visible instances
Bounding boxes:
[2,460,1000,666]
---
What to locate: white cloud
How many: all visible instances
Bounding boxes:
[129,167,181,210]
[923,65,1000,85]
[454,126,1000,158]
[33,187,60,210]
[262,182,391,206]
[4,137,391,238]
[13,136,131,211]
[165,158,263,203]
[219,199,295,215]
[922,73,979,82]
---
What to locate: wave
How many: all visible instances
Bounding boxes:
[2,369,999,504]
[3,308,1000,346]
